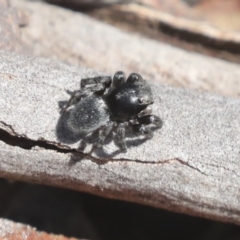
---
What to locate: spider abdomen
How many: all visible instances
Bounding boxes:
[67,95,109,133]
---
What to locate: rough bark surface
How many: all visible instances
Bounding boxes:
[0,0,28,52]
[0,218,77,240]
[10,0,240,97]
[0,51,240,225]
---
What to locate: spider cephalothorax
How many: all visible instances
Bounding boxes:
[62,71,162,151]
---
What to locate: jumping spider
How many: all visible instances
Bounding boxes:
[62,71,162,151]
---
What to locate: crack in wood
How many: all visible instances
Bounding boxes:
[0,121,206,175]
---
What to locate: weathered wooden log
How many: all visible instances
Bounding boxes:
[0,51,240,225]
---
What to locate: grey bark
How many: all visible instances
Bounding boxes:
[0,51,240,225]
[10,0,240,97]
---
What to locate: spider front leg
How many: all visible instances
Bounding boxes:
[131,115,162,138]
[137,115,163,128]
[112,71,126,88]
[132,124,153,139]
[137,106,152,118]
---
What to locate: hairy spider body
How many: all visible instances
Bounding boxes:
[67,95,109,133]
[63,71,162,151]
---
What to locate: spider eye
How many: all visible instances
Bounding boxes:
[138,98,144,104]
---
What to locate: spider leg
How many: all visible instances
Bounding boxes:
[137,115,163,128]
[132,124,153,139]
[94,121,114,148]
[116,123,127,152]
[61,76,112,113]
[81,76,112,90]
[131,115,162,138]
[137,106,152,118]
[112,71,126,88]
[61,89,87,113]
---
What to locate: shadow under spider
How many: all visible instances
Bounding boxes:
[56,99,161,164]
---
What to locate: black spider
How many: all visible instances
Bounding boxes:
[62,71,162,151]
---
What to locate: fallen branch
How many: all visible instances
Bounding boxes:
[0,51,240,225]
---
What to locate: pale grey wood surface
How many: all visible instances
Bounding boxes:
[10,0,240,97]
[0,51,240,225]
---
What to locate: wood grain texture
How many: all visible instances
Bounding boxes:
[0,51,240,225]
[0,218,77,239]
[10,0,240,97]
